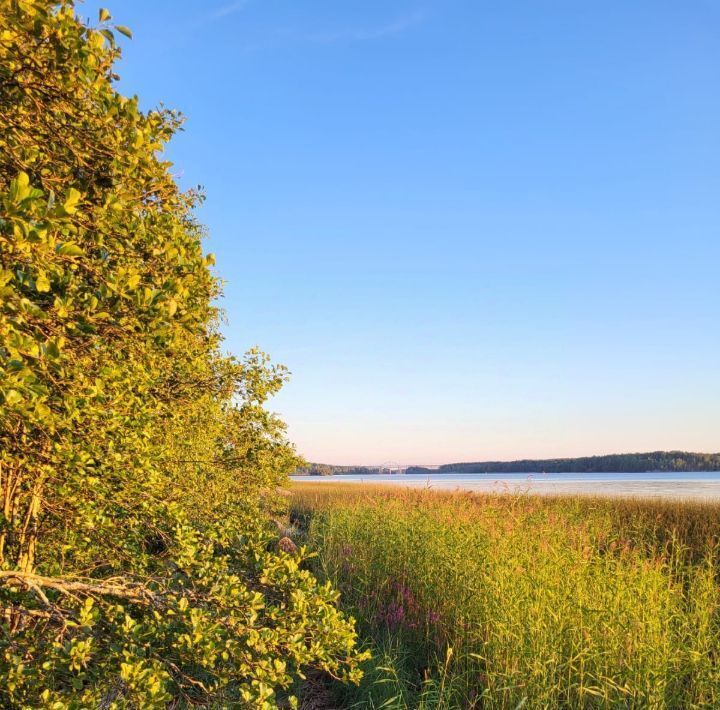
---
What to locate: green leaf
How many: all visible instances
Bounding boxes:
[45,340,61,358]
[34,401,52,419]
[4,390,22,406]
[99,8,112,22]
[9,171,30,203]
[126,273,141,290]
[100,28,115,45]
[56,242,84,257]
[36,272,51,292]
[116,25,133,39]
[0,269,13,287]
[63,187,82,214]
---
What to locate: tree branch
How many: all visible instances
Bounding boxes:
[0,570,157,605]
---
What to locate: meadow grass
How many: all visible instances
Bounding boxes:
[290,484,720,708]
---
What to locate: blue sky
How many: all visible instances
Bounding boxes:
[83,0,720,464]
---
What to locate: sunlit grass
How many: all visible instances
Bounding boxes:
[291,484,720,708]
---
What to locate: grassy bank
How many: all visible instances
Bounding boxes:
[290,485,720,708]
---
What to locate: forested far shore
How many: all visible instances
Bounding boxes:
[295,464,385,476]
[296,451,720,476]
[411,451,720,474]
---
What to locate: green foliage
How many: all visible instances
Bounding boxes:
[408,450,720,475]
[295,463,385,476]
[298,451,720,477]
[293,485,720,708]
[0,2,366,706]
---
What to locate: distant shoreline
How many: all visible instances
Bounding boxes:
[295,451,720,477]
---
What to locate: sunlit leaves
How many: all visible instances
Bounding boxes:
[3,390,22,406]
[35,272,50,292]
[7,172,43,206]
[0,0,365,706]
[61,187,82,214]
[55,242,84,257]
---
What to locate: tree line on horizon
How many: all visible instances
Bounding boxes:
[410,451,720,474]
[297,451,720,476]
[296,463,385,476]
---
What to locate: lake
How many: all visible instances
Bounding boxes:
[290,471,720,499]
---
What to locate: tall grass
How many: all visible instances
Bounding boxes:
[290,485,720,708]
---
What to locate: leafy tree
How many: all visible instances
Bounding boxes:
[0,2,366,706]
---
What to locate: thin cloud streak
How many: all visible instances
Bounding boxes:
[212,0,250,19]
[304,9,427,43]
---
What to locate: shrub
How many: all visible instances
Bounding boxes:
[0,2,366,706]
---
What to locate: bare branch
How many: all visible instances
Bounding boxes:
[0,571,157,605]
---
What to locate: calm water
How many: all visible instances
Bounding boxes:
[290,471,720,499]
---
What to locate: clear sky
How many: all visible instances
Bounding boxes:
[82,0,720,465]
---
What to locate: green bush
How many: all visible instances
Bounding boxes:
[0,2,366,706]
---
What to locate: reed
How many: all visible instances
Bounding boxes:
[291,484,720,708]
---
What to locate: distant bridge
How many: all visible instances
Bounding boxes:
[377,462,441,474]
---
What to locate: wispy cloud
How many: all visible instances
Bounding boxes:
[304,9,426,43]
[212,0,251,19]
